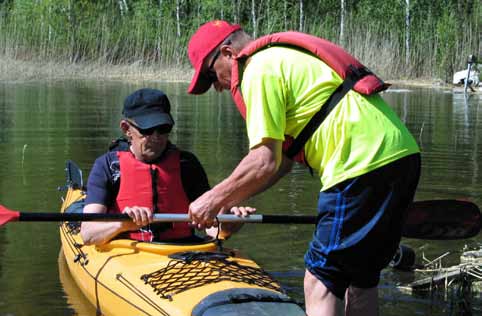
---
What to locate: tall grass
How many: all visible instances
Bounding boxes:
[0,0,479,81]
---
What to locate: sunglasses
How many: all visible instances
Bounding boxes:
[204,49,221,83]
[129,122,172,136]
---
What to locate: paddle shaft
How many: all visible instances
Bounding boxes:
[18,212,315,224]
[4,199,481,239]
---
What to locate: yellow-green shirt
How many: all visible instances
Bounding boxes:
[241,46,420,191]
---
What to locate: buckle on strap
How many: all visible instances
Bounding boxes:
[346,65,372,83]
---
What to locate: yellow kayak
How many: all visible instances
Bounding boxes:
[59,161,306,316]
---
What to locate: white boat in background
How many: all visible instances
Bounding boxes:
[452,55,480,93]
[453,69,480,86]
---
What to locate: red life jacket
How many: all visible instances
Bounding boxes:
[111,150,192,241]
[230,31,389,164]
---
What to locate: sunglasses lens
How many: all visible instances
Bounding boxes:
[209,71,218,83]
[139,127,155,136]
[203,71,217,83]
[155,125,172,134]
[131,123,172,136]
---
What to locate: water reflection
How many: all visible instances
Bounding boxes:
[58,249,97,316]
[0,81,480,315]
[383,88,481,203]
[0,228,5,278]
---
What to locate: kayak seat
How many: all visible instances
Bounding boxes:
[65,199,85,214]
[64,198,85,232]
[65,160,84,190]
[192,288,306,316]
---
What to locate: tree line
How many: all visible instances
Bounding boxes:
[0,0,479,81]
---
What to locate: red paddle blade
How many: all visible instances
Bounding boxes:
[0,205,20,226]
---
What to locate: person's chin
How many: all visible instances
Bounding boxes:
[141,151,161,162]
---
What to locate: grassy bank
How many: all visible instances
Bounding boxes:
[0,55,465,93]
[0,55,192,82]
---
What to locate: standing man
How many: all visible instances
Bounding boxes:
[186,20,420,316]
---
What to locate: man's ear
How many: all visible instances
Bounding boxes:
[220,45,236,59]
[120,120,131,136]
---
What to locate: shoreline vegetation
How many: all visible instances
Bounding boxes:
[0,1,479,89]
[0,55,191,83]
[0,55,473,92]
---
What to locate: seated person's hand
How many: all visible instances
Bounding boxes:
[122,206,153,228]
[227,206,256,217]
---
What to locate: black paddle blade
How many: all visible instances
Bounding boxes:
[403,200,481,240]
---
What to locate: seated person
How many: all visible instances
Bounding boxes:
[81,88,254,245]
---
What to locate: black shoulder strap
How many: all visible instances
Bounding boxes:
[285,66,372,159]
[108,136,130,152]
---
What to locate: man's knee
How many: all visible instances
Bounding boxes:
[304,270,343,316]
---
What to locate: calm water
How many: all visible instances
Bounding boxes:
[0,81,480,316]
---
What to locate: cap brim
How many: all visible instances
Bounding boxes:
[130,112,173,129]
[187,63,213,95]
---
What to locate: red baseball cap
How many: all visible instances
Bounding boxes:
[187,20,241,94]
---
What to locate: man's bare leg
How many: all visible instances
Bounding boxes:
[345,286,378,316]
[304,269,343,316]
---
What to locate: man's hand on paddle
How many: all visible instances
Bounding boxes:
[189,196,256,229]
[199,206,256,239]
[188,195,219,229]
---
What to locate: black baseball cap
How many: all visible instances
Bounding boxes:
[122,88,174,129]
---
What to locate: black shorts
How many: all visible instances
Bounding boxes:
[305,154,421,299]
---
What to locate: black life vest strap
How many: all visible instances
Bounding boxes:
[285,65,373,159]
[150,166,159,212]
[149,165,172,233]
